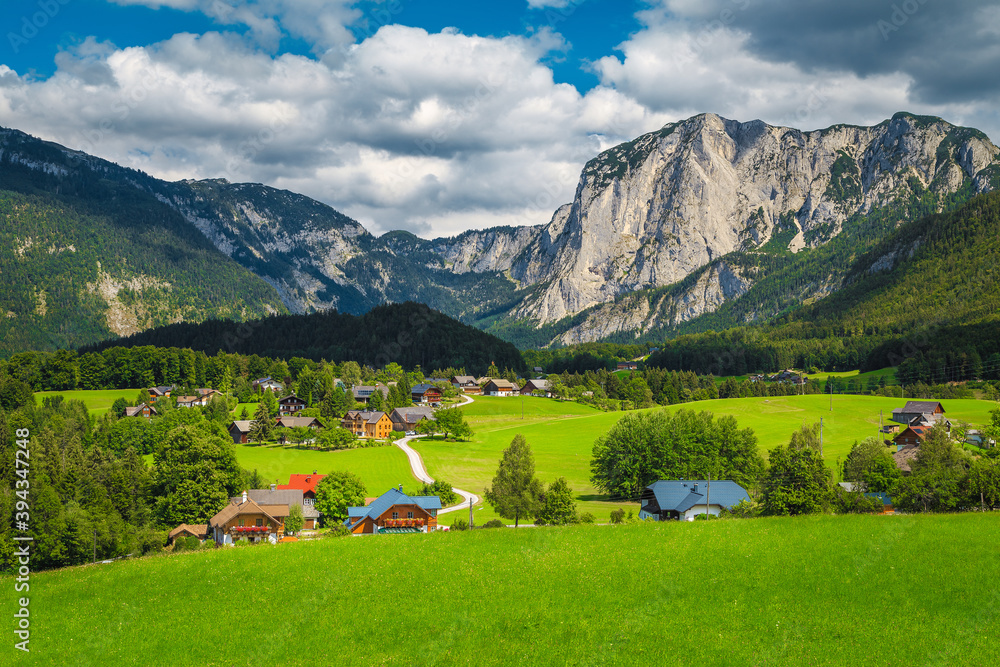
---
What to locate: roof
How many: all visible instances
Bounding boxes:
[411,383,442,394]
[522,379,549,390]
[124,403,156,417]
[346,487,442,531]
[175,395,200,403]
[641,480,749,512]
[278,473,326,495]
[893,445,920,473]
[236,489,320,519]
[894,401,945,414]
[390,407,436,425]
[485,379,518,390]
[895,426,928,442]
[279,394,305,403]
[275,416,322,429]
[367,411,388,424]
[352,384,389,399]
[452,376,476,384]
[229,420,253,433]
[168,524,208,540]
[209,497,284,529]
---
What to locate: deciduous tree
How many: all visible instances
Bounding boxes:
[484,434,542,527]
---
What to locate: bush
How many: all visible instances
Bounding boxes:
[833,487,884,514]
[609,508,626,524]
[326,524,352,538]
[481,519,505,529]
[720,499,760,519]
[172,536,200,552]
[450,517,469,531]
[578,512,596,524]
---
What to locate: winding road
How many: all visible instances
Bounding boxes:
[394,393,479,516]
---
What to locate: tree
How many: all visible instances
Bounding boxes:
[367,387,385,411]
[967,458,1000,509]
[487,361,500,378]
[317,427,358,451]
[535,477,577,525]
[151,426,242,525]
[249,403,273,443]
[285,504,304,535]
[842,436,899,492]
[321,386,354,418]
[260,389,279,418]
[484,434,543,527]
[894,425,970,512]
[434,407,472,440]
[314,470,368,524]
[789,422,822,453]
[415,480,459,507]
[760,443,832,516]
[111,397,128,418]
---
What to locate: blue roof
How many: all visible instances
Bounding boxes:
[345,488,442,530]
[641,480,749,513]
[411,384,439,394]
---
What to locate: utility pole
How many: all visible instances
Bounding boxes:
[830,385,833,412]
[469,496,474,528]
[706,472,711,520]
[820,418,824,458]
[93,530,97,564]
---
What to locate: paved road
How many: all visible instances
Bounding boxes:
[394,393,479,516]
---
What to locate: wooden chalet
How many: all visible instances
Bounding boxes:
[352,384,389,404]
[894,425,929,449]
[147,385,174,399]
[124,403,157,418]
[341,411,394,439]
[175,395,206,408]
[209,491,289,545]
[345,486,442,534]
[278,394,307,416]
[390,407,435,433]
[451,376,481,395]
[275,416,322,430]
[411,384,443,404]
[196,388,222,401]
[616,362,639,371]
[483,379,518,397]
[519,379,551,396]
[252,377,284,393]
[228,420,253,444]
[891,401,946,426]
[240,488,320,531]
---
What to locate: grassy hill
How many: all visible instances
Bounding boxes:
[11,514,1000,665]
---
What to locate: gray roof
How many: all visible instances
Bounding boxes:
[353,385,389,399]
[234,489,320,519]
[345,487,442,530]
[894,401,944,414]
[390,407,435,425]
[229,420,253,433]
[452,376,476,384]
[275,416,322,428]
[641,480,749,513]
[411,383,441,394]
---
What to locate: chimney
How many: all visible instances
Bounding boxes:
[241,490,248,504]
[313,470,318,475]
[693,484,699,493]
[270,484,276,491]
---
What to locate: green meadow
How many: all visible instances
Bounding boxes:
[10,513,1000,666]
[34,388,143,415]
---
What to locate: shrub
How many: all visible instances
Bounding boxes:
[172,536,200,552]
[482,519,505,529]
[326,524,352,538]
[578,512,596,524]
[450,517,469,531]
[609,508,626,524]
[720,499,760,519]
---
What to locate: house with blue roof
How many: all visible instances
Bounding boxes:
[638,479,750,521]
[345,486,443,534]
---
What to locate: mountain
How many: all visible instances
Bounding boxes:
[3,112,998,355]
[0,129,289,356]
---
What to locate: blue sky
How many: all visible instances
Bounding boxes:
[2,0,999,238]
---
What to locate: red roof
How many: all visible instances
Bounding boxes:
[277,474,326,495]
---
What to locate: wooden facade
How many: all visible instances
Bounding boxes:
[894,426,928,449]
[278,395,306,416]
[341,411,394,439]
[350,502,439,534]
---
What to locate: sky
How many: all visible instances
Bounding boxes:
[2,0,999,238]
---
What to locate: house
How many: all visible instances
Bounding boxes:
[451,376,481,395]
[228,420,253,444]
[278,473,325,502]
[532,366,544,374]
[411,384,443,404]
[893,445,920,475]
[274,416,323,430]
[352,384,389,404]
[519,379,551,397]
[616,362,639,371]
[880,424,901,434]
[239,488,320,531]
[341,411,394,439]
[345,486,442,534]
[837,483,894,514]
[278,394,306,416]
[168,523,208,544]
[196,388,222,400]
[749,374,766,383]
[252,377,284,393]
[209,491,290,545]
[148,385,174,399]
[483,379,519,397]
[390,407,436,433]
[891,401,945,426]
[124,403,157,418]
[174,395,206,408]
[638,479,750,521]
[894,425,929,449]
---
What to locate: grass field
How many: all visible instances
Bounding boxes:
[10,513,1000,666]
[34,388,143,415]
[414,394,999,523]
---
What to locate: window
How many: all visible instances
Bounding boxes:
[392,512,398,520]
[256,518,263,527]
[238,519,244,527]
[407,512,414,519]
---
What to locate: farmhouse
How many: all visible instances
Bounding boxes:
[483,379,519,396]
[638,480,750,521]
[894,425,929,449]
[390,407,435,433]
[342,410,394,439]
[228,420,253,444]
[616,362,639,371]
[174,395,206,408]
[451,376,481,394]
[891,401,946,426]
[124,403,157,418]
[278,394,306,416]
[196,388,222,400]
[519,379,551,397]
[147,385,175,399]
[274,416,322,430]
[252,377,284,393]
[168,524,208,544]
[278,473,325,502]
[352,384,390,404]
[411,384,443,404]
[345,486,442,534]
[239,488,320,531]
[209,491,290,545]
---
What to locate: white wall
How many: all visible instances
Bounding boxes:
[683,505,723,521]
